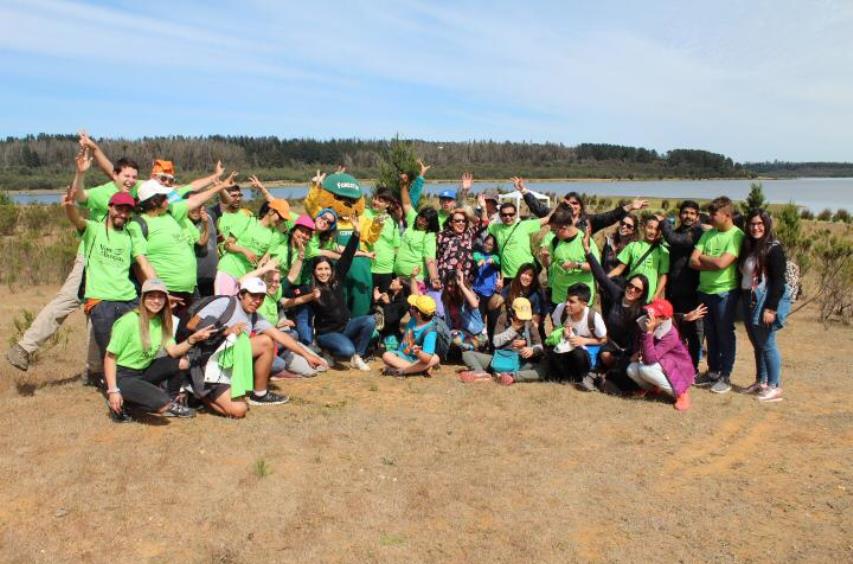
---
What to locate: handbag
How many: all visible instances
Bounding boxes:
[490,349,521,374]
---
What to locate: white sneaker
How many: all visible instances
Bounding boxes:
[350,354,371,372]
[757,387,783,403]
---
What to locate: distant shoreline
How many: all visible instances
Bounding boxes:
[2,175,800,195]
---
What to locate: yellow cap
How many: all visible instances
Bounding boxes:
[511,297,533,321]
[407,294,436,315]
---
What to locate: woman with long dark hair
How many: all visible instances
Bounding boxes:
[305,217,376,371]
[436,205,487,282]
[441,269,486,351]
[738,209,792,403]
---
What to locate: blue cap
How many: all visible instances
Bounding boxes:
[439,189,457,200]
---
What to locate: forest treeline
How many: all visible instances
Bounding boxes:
[0,134,761,190]
[744,161,853,178]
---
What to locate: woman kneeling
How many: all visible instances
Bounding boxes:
[627,298,695,411]
[104,279,221,422]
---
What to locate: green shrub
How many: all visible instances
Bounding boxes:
[0,206,17,235]
[833,208,850,223]
[817,208,833,221]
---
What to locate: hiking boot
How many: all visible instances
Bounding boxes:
[576,374,597,392]
[459,371,491,383]
[162,402,196,418]
[742,381,767,394]
[695,371,720,387]
[5,344,29,372]
[248,391,290,405]
[674,391,692,411]
[84,371,106,389]
[757,387,783,403]
[710,377,732,394]
[373,307,385,332]
[350,354,371,372]
[496,373,515,386]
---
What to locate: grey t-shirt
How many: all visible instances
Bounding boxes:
[193,214,218,282]
[196,297,273,335]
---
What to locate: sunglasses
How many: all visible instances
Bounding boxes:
[451,217,466,223]
[626,283,644,293]
[156,174,175,183]
[500,212,516,218]
[620,221,635,229]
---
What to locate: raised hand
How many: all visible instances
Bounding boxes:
[628,199,648,211]
[310,170,326,185]
[336,165,347,174]
[684,303,708,322]
[75,147,92,174]
[77,129,97,150]
[189,324,218,345]
[213,160,224,178]
[418,159,431,177]
[223,171,239,186]
[581,223,592,253]
[461,172,474,190]
[477,193,486,209]
[510,177,527,192]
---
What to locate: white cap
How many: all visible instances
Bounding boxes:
[137,179,171,202]
[239,277,267,295]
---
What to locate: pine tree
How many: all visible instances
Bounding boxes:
[741,182,768,214]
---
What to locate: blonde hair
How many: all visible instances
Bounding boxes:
[138,291,173,351]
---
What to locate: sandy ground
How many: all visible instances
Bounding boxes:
[0,285,850,563]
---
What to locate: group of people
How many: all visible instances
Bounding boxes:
[5,132,795,421]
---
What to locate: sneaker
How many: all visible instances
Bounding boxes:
[162,402,196,418]
[757,387,783,403]
[459,371,491,383]
[742,381,767,394]
[248,391,290,405]
[321,352,336,367]
[710,377,732,394]
[382,366,404,377]
[373,308,385,332]
[496,373,515,386]
[5,344,29,372]
[695,371,720,387]
[674,391,692,411]
[350,354,371,372]
[84,371,106,389]
[576,374,596,392]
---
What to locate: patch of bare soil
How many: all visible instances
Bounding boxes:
[0,286,850,562]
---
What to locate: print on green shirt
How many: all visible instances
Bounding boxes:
[81,219,141,301]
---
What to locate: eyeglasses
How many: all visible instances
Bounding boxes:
[156,174,175,183]
[626,283,644,293]
[451,218,466,224]
[749,221,764,228]
[620,222,635,229]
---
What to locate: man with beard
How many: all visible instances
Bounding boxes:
[659,200,705,370]
[62,182,156,361]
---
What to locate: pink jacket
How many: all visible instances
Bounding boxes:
[640,326,696,397]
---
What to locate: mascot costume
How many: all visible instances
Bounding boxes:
[305,172,382,317]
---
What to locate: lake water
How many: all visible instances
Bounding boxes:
[9,177,853,211]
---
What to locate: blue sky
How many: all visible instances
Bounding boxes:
[1,0,851,162]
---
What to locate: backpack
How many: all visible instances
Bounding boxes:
[176,295,239,343]
[422,317,452,361]
[783,257,801,302]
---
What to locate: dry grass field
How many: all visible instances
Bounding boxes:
[0,285,851,563]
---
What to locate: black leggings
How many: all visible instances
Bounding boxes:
[116,356,185,412]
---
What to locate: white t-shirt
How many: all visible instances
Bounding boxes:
[550,305,607,349]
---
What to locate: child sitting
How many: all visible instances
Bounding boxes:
[546,283,608,391]
[627,298,695,411]
[472,234,501,320]
[373,276,409,351]
[381,294,441,377]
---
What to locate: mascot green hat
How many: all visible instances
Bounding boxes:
[321,173,362,200]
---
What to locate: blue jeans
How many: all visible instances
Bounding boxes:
[741,290,785,388]
[315,315,376,358]
[291,303,314,345]
[699,290,739,378]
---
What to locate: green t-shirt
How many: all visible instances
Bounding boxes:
[694,226,745,294]
[180,216,200,248]
[394,209,437,280]
[217,209,253,240]
[488,219,542,278]
[364,207,400,274]
[127,202,197,293]
[83,180,143,222]
[258,286,282,326]
[80,220,141,301]
[549,233,600,304]
[217,217,285,279]
[437,209,451,231]
[617,240,670,298]
[107,311,175,370]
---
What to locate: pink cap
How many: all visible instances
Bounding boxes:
[293,214,315,231]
